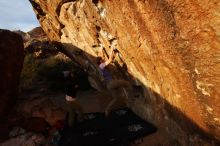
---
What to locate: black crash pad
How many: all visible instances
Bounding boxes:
[59,108,157,146]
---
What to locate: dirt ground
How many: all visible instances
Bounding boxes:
[14,86,173,146]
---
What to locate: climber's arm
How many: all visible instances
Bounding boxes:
[103,46,115,67]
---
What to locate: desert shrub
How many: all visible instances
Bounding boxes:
[37,56,74,91]
[20,54,39,91]
[20,54,74,92]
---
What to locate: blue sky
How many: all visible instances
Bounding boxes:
[0,0,39,32]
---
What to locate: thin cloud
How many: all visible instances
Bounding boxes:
[0,0,39,32]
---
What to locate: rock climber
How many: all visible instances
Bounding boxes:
[97,40,131,116]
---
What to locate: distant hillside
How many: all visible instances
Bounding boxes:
[14,27,48,43]
[27,27,47,39]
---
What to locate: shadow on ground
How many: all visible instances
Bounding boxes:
[49,41,220,145]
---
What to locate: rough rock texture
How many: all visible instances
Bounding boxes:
[16,95,65,126]
[0,132,46,146]
[0,30,24,117]
[30,0,220,145]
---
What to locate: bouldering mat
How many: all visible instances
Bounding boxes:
[59,107,157,146]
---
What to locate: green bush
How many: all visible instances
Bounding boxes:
[20,54,74,92]
[37,56,74,91]
[20,54,39,91]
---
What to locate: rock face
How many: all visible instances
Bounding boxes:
[30,0,220,145]
[0,30,24,117]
